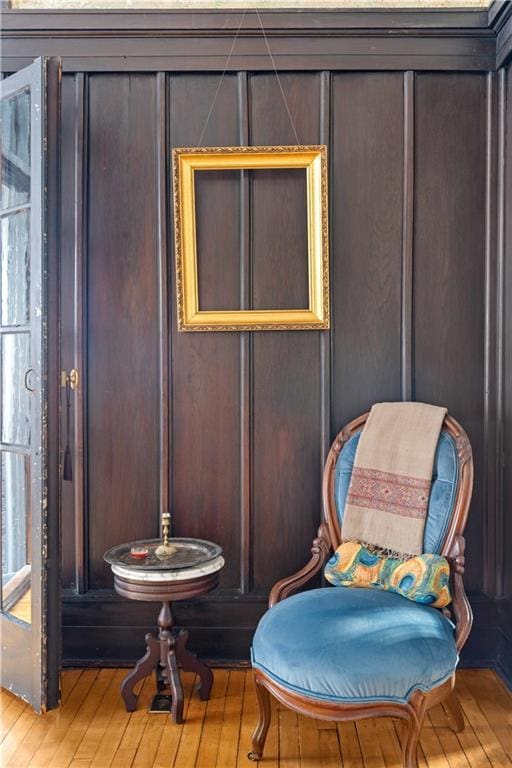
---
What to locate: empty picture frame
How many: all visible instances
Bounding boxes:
[172,145,329,331]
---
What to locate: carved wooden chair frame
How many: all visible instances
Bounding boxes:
[249,412,473,768]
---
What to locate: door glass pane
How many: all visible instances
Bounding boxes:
[1,332,31,447]
[1,450,31,623]
[0,89,31,210]
[0,89,30,208]
[1,210,30,326]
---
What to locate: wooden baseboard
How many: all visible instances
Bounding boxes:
[61,591,511,692]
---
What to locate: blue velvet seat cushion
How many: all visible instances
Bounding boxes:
[251,587,458,704]
[334,431,458,554]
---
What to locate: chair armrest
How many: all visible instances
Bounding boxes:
[268,523,332,609]
[447,534,473,652]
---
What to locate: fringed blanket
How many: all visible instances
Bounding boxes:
[342,402,447,558]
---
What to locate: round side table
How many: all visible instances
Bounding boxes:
[104,537,224,724]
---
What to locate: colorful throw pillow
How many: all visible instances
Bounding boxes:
[324,540,452,608]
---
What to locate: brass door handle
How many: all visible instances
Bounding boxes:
[60,368,80,390]
[24,368,36,392]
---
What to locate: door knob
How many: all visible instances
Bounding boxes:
[60,368,80,390]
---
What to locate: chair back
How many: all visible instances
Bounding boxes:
[322,411,473,557]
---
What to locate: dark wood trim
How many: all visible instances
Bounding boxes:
[320,70,331,469]
[496,1,512,68]
[73,72,87,595]
[1,51,496,75]
[238,70,251,595]
[401,70,414,402]
[60,590,504,667]
[0,8,493,35]
[487,0,510,31]
[0,8,498,73]
[495,65,506,598]
[156,72,170,533]
[483,70,499,597]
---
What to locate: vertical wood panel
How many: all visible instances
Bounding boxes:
[249,73,322,591]
[60,72,88,593]
[87,74,160,588]
[251,168,309,309]
[331,73,404,431]
[169,75,241,589]
[60,73,77,589]
[414,73,487,592]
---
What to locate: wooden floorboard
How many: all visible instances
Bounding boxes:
[1,669,510,767]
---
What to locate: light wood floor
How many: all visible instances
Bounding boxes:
[1,668,511,767]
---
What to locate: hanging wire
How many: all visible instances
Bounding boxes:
[197,11,247,147]
[196,9,301,147]
[255,9,300,145]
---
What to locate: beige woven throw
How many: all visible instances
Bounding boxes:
[342,402,447,558]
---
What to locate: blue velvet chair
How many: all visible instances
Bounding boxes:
[249,411,473,768]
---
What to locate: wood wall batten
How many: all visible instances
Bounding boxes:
[320,70,332,469]
[74,72,88,594]
[483,69,500,599]
[401,70,414,403]
[494,66,506,601]
[156,72,170,534]
[238,70,252,595]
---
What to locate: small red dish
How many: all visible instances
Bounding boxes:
[130,546,149,560]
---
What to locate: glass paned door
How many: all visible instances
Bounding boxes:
[0,58,59,713]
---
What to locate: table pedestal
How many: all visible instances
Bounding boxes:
[110,560,223,724]
[120,600,212,723]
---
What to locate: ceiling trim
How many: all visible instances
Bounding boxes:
[0,5,509,71]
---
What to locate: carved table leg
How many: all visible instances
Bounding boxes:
[175,628,213,701]
[120,633,160,712]
[166,645,184,723]
[120,599,212,722]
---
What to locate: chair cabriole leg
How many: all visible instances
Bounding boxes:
[248,676,272,761]
[443,689,465,733]
[402,693,426,768]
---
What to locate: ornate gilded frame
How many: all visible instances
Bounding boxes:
[172,145,329,332]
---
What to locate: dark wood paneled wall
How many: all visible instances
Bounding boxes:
[56,66,502,667]
[4,6,512,681]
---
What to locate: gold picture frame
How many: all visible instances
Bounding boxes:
[172,145,329,331]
